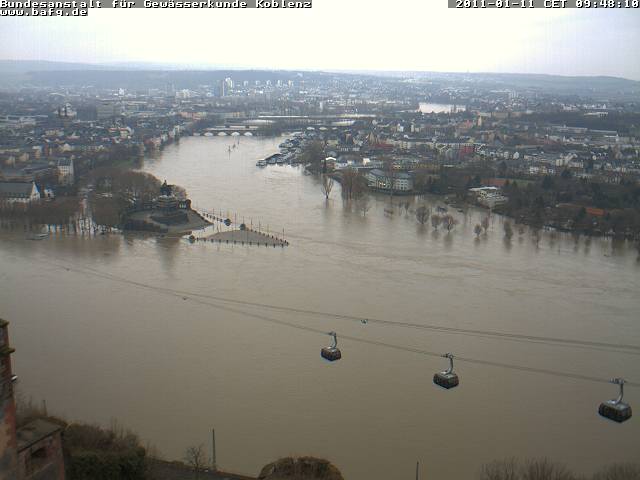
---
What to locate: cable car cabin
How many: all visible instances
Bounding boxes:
[599,378,632,423]
[321,346,342,362]
[599,401,632,423]
[433,371,459,389]
[321,331,341,362]
[433,353,459,389]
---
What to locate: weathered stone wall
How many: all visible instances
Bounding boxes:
[17,432,65,480]
[0,322,18,480]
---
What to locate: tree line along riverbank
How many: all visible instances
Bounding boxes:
[298,137,640,242]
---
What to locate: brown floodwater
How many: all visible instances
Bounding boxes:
[1,136,639,479]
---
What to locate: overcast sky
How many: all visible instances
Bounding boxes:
[1,3,639,79]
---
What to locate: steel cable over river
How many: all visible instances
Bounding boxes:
[10,246,640,389]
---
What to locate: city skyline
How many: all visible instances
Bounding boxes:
[1,3,639,80]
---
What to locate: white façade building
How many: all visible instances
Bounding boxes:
[0,181,41,204]
[366,169,414,192]
[468,186,507,208]
[56,158,75,185]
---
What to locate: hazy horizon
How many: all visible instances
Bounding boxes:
[3,58,640,82]
[1,4,639,80]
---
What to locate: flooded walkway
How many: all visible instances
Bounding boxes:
[200,229,288,247]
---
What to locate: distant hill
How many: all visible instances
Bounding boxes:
[0,59,118,73]
[471,72,640,95]
[339,70,640,101]
[16,69,313,90]
[1,60,639,100]
[0,59,246,73]
[0,60,123,88]
[0,62,323,90]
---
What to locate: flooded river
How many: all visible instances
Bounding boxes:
[1,136,639,479]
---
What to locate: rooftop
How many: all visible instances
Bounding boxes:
[0,181,36,197]
[17,418,63,452]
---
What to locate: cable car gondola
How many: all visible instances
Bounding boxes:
[599,378,632,423]
[321,331,341,362]
[433,353,459,389]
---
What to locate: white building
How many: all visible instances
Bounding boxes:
[366,169,413,192]
[57,158,74,185]
[469,187,507,208]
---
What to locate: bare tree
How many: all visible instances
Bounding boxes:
[321,175,334,200]
[341,168,357,199]
[88,167,161,204]
[474,224,482,238]
[431,214,442,230]
[520,458,575,480]
[592,463,640,480]
[443,214,457,232]
[481,215,490,233]
[415,205,429,225]
[479,458,519,480]
[351,174,367,200]
[184,444,208,479]
[504,221,514,239]
[90,195,123,230]
[356,195,371,217]
[478,458,579,480]
[341,168,367,200]
[531,227,541,247]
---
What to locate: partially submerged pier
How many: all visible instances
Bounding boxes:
[196,210,289,247]
[198,229,288,247]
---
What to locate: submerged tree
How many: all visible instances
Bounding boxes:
[504,221,514,239]
[474,224,482,238]
[431,214,442,230]
[341,168,367,200]
[442,214,457,232]
[321,175,334,200]
[90,195,123,230]
[356,195,371,217]
[415,205,429,225]
[481,215,490,233]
